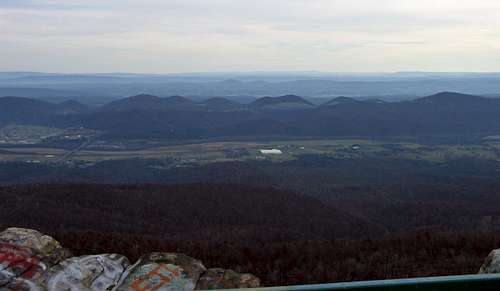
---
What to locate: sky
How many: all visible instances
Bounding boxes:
[1,0,500,73]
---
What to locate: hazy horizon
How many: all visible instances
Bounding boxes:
[2,0,500,74]
[2,70,500,76]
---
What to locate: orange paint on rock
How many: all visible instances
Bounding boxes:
[130,263,183,291]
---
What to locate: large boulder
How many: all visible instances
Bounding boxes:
[479,249,500,274]
[0,228,261,291]
[195,268,261,290]
[0,243,47,290]
[115,253,207,291]
[0,228,62,256]
[0,227,71,267]
[44,254,130,291]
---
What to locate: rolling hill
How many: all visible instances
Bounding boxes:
[249,95,314,110]
[2,92,500,139]
[56,100,89,115]
[0,183,378,241]
[322,96,358,106]
[0,97,58,126]
[100,94,197,112]
[197,97,243,111]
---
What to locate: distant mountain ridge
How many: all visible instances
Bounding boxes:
[0,96,87,126]
[4,71,500,99]
[198,97,243,111]
[0,87,83,98]
[56,100,89,115]
[249,95,314,110]
[0,97,57,126]
[2,92,500,139]
[413,91,491,104]
[100,94,196,112]
[322,96,357,106]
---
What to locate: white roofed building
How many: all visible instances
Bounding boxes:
[259,149,283,155]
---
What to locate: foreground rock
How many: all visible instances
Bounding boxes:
[0,228,62,256]
[0,227,71,267]
[116,253,206,291]
[196,268,260,290]
[0,227,260,290]
[44,254,130,291]
[0,243,47,290]
[479,249,500,274]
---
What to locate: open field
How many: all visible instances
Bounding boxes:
[1,137,500,166]
[0,125,64,144]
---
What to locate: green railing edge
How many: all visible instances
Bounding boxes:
[203,273,500,291]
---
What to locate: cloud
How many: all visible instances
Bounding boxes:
[1,0,500,73]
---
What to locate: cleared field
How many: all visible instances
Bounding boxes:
[75,142,265,163]
[1,138,500,165]
[0,125,64,144]
[1,148,67,154]
[0,147,66,162]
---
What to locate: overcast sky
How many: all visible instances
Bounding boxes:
[1,0,500,73]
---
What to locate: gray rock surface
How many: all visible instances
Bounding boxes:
[479,249,500,274]
[44,254,129,291]
[0,228,62,256]
[195,268,260,290]
[0,228,261,291]
[115,253,206,291]
[0,243,46,291]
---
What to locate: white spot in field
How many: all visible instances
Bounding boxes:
[259,149,283,155]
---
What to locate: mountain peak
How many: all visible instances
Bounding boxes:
[323,96,357,106]
[165,95,193,103]
[415,92,486,104]
[100,94,163,111]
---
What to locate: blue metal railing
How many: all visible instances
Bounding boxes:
[211,274,500,291]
